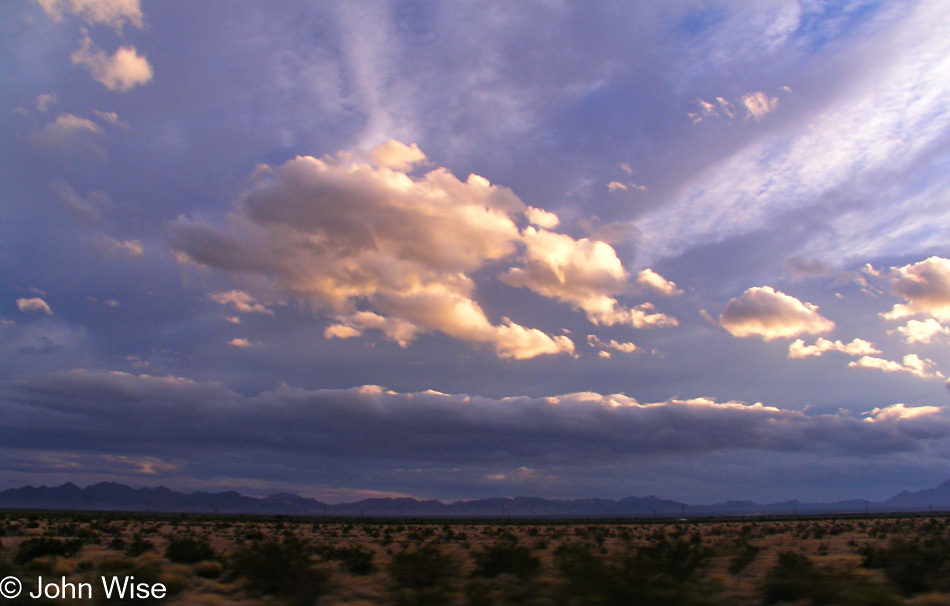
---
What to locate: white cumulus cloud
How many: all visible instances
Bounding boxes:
[501,227,677,328]
[883,257,950,321]
[171,143,585,359]
[71,34,152,92]
[788,337,879,359]
[895,318,950,344]
[849,354,944,380]
[720,287,834,340]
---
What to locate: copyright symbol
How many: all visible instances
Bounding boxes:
[0,576,21,599]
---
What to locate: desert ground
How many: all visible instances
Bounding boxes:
[3,510,950,605]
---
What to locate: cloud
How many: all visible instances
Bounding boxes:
[368,139,426,171]
[883,257,950,321]
[35,0,144,30]
[71,34,152,92]
[227,338,253,348]
[895,318,950,344]
[16,298,53,315]
[170,143,576,359]
[92,110,129,129]
[720,286,834,340]
[786,255,832,280]
[2,370,948,469]
[690,91,779,123]
[209,291,274,316]
[50,181,111,223]
[94,236,143,258]
[29,113,104,158]
[524,206,560,229]
[587,334,638,355]
[639,2,950,267]
[323,311,419,347]
[636,268,682,296]
[607,181,627,192]
[864,403,943,423]
[741,91,779,121]
[788,337,880,359]
[849,354,945,380]
[607,181,647,193]
[35,93,57,113]
[501,227,677,328]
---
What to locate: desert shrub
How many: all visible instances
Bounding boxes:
[125,536,154,557]
[230,536,332,605]
[553,541,611,597]
[554,535,718,606]
[389,544,460,605]
[728,542,761,575]
[760,551,843,605]
[164,535,216,564]
[14,537,84,564]
[315,543,376,575]
[465,574,543,606]
[472,539,541,580]
[389,544,460,589]
[193,560,223,579]
[861,536,950,595]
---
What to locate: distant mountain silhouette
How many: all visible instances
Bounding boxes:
[2,479,949,517]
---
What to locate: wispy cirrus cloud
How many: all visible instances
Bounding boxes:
[637,1,950,267]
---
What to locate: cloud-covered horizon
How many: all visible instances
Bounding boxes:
[3,368,948,501]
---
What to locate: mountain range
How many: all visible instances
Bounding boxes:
[2,480,950,517]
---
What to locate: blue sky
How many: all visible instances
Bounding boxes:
[3,0,950,504]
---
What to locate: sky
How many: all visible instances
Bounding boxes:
[3,0,950,505]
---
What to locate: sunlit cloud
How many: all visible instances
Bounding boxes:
[71,34,153,92]
[720,287,834,340]
[895,318,950,344]
[502,227,677,328]
[849,354,945,380]
[789,337,879,359]
[210,291,274,316]
[16,298,53,315]
[171,143,587,359]
[741,91,779,121]
[35,0,144,30]
[636,268,682,297]
[883,257,950,321]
